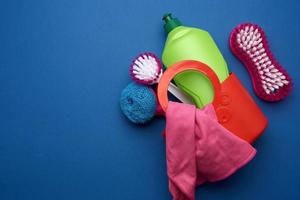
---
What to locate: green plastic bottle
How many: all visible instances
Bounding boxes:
[162,13,229,108]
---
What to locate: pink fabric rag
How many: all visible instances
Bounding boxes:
[165,102,256,200]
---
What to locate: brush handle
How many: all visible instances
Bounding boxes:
[168,82,194,104]
[154,83,192,116]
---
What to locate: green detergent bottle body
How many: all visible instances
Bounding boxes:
[162,13,229,108]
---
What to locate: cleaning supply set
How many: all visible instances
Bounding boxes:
[120,13,292,200]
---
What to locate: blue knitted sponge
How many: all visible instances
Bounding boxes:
[120,83,157,124]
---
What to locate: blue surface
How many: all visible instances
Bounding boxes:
[0,0,299,199]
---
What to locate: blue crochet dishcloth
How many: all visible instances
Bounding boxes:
[120,83,157,124]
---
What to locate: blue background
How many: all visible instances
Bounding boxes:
[0,0,299,199]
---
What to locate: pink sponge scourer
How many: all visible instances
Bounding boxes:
[230,23,292,102]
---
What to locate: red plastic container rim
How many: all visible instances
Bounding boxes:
[157,60,221,112]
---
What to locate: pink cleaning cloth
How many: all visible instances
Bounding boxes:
[165,102,256,200]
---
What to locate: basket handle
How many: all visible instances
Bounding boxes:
[157,60,221,112]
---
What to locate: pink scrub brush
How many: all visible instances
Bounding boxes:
[129,52,163,85]
[230,23,292,102]
[129,52,193,104]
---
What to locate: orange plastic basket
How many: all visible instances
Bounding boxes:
[157,60,267,143]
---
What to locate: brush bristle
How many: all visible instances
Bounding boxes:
[129,52,163,85]
[229,23,292,102]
